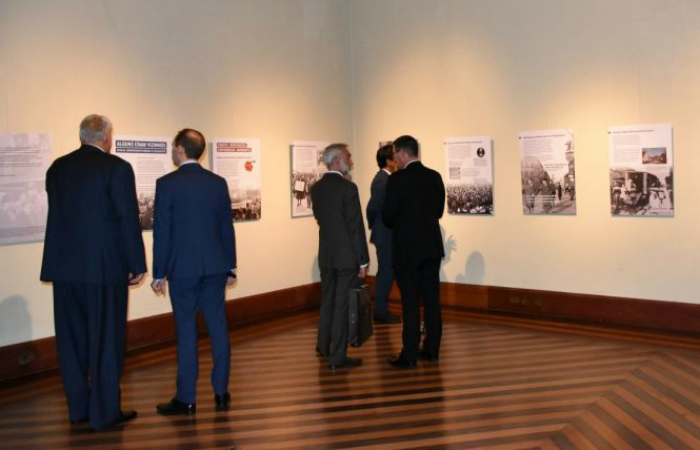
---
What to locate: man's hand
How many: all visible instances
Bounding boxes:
[359,265,368,278]
[226,270,237,286]
[128,273,145,286]
[151,279,166,295]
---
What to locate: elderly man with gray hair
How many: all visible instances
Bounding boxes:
[41,114,146,430]
[310,143,369,370]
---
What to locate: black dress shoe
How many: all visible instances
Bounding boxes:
[387,355,418,369]
[419,351,439,364]
[115,410,138,424]
[328,357,362,370]
[95,410,137,430]
[374,314,401,324]
[215,393,231,411]
[157,398,196,415]
[70,417,88,425]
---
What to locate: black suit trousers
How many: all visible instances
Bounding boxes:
[394,258,442,362]
[53,281,128,430]
[318,267,357,366]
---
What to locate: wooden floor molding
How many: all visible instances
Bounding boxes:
[2,308,700,449]
[366,276,700,336]
[5,277,700,382]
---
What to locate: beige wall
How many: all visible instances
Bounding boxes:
[352,0,700,304]
[0,0,353,346]
[3,0,700,347]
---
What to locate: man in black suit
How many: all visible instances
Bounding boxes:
[151,129,237,415]
[382,135,445,369]
[366,144,400,324]
[311,143,369,370]
[40,114,146,430]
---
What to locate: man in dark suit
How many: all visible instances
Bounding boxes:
[366,144,400,324]
[382,135,445,369]
[311,143,369,370]
[151,129,236,415]
[40,114,146,430]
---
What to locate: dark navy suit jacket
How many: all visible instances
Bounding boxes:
[152,163,236,279]
[366,169,392,247]
[41,145,146,284]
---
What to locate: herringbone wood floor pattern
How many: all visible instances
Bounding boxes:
[2,309,700,449]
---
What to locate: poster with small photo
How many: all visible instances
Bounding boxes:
[444,136,494,215]
[608,123,673,216]
[519,129,577,215]
[291,140,329,218]
[113,135,172,230]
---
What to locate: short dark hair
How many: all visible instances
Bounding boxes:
[393,135,419,157]
[376,144,394,169]
[173,129,206,160]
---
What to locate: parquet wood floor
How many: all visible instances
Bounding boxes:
[2,308,700,449]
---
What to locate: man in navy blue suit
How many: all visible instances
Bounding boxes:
[151,129,237,415]
[41,114,146,430]
[366,144,400,324]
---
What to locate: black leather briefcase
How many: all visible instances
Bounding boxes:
[348,284,373,347]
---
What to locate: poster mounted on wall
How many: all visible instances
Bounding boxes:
[113,135,171,230]
[608,123,673,216]
[290,140,329,218]
[212,138,262,222]
[444,136,494,215]
[519,129,577,215]
[0,133,50,245]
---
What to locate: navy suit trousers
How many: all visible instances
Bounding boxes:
[53,281,128,430]
[373,240,394,317]
[169,273,230,404]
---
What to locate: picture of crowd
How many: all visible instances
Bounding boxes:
[137,192,155,230]
[292,171,319,210]
[447,184,493,214]
[232,196,261,222]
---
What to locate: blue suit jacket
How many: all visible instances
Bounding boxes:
[152,163,236,279]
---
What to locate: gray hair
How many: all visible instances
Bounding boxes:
[322,143,347,169]
[79,114,112,143]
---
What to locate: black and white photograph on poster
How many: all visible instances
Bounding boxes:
[519,129,576,215]
[608,123,673,216]
[0,133,51,245]
[444,136,494,215]
[113,135,171,230]
[291,140,329,218]
[212,138,262,222]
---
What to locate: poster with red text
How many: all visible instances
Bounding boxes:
[212,138,262,222]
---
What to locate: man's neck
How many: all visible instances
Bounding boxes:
[404,158,420,168]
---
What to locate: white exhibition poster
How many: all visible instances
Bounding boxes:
[212,138,262,222]
[113,135,171,230]
[0,133,51,245]
[291,140,329,218]
[608,123,674,216]
[519,129,577,215]
[444,136,494,215]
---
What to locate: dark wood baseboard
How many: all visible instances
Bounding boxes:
[366,276,700,336]
[0,283,321,382]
